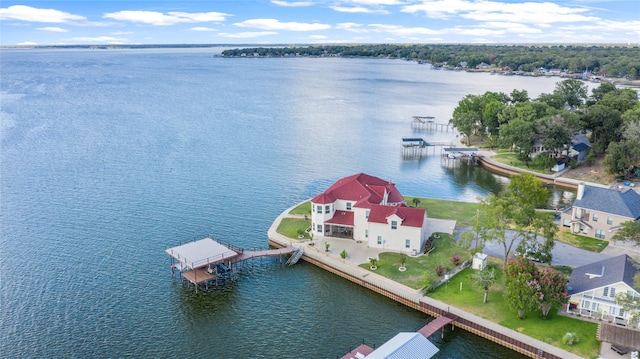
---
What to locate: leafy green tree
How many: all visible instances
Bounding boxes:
[598,88,639,114]
[589,82,618,104]
[510,89,529,104]
[529,267,568,318]
[412,197,421,207]
[499,117,537,163]
[580,104,622,153]
[612,221,640,244]
[472,267,496,303]
[536,92,565,110]
[615,291,640,326]
[603,138,640,176]
[553,79,588,109]
[451,109,480,145]
[505,257,538,319]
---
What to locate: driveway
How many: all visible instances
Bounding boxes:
[455,228,610,267]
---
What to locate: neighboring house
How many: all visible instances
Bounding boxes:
[566,254,640,323]
[567,133,591,162]
[311,173,428,254]
[561,183,640,241]
[476,62,490,69]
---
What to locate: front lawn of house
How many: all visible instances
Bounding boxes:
[359,233,469,289]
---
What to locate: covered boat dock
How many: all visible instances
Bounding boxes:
[166,237,297,291]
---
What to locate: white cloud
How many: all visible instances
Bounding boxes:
[103,10,230,26]
[70,36,128,43]
[309,34,328,39]
[37,26,68,33]
[110,31,133,35]
[350,0,403,5]
[402,0,599,24]
[329,6,387,14]
[190,27,218,32]
[336,22,369,33]
[271,0,315,6]
[0,5,85,23]
[218,31,278,38]
[234,18,330,31]
[17,41,38,46]
[480,22,542,34]
[369,24,438,36]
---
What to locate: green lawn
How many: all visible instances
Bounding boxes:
[276,217,311,240]
[289,201,311,215]
[491,152,554,174]
[359,233,469,289]
[429,265,600,359]
[404,196,482,228]
[557,230,608,252]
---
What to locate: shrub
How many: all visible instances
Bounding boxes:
[436,264,446,276]
[340,249,348,259]
[450,255,461,266]
[562,332,578,345]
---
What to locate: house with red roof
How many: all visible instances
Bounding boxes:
[311,173,428,254]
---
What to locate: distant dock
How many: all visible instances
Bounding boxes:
[411,116,453,132]
[166,237,299,291]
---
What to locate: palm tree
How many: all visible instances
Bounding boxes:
[411,197,421,207]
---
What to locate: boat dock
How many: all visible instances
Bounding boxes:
[166,237,298,291]
[402,137,454,158]
[411,116,453,132]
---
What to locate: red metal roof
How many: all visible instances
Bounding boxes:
[311,173,404,206]
[325,210,355,226]
[367,204,425,228]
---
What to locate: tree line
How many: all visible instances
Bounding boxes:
[221,44,640,79]
[449,79,640,177]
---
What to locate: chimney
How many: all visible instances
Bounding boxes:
[577,182,585,200]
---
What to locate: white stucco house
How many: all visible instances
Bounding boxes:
[311,173,428,254]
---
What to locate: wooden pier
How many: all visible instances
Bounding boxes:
[166,237,297,291]
[411,116,453,132]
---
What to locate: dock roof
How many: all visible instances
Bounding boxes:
[166,238,238,270]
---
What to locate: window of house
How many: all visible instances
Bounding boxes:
[391,220,397,230]
[317,224,322,232]
[604,287,609,297]
[609,287,616,297]
[312,204,315,213]
[346,202,352,210]
[405,239,410,248]
[595,229,605,239]
[325,205,330,214]
[619,308,626,317]
[593,213,598,221]
[607,217,613,225]
[377,236,382,245]
[366,210,370,219]
[582,300,591,309]
[365,230,368,238]
[317,205,322,214]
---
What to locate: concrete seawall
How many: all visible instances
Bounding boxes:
[477,155,581,190]
[268,205,583,359]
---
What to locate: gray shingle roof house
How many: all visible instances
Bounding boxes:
[566,254,640,322]
[561,183,640,241]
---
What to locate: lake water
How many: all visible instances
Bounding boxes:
[1,48,572,358]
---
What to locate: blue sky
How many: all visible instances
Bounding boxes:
[1,0,638,45]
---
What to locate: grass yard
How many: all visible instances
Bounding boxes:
[359,233,469,289]
[491,152,554,174]
[289,201,311,215]
[556,229,608,252]
[429,264,600,359]
[276,217,311,240]
[404,196,482,228]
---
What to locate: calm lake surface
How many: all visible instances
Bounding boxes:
[1,48,573,358]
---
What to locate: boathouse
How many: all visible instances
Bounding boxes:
[166,237,297,290]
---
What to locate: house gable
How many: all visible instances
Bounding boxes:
[568,254,638,296]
